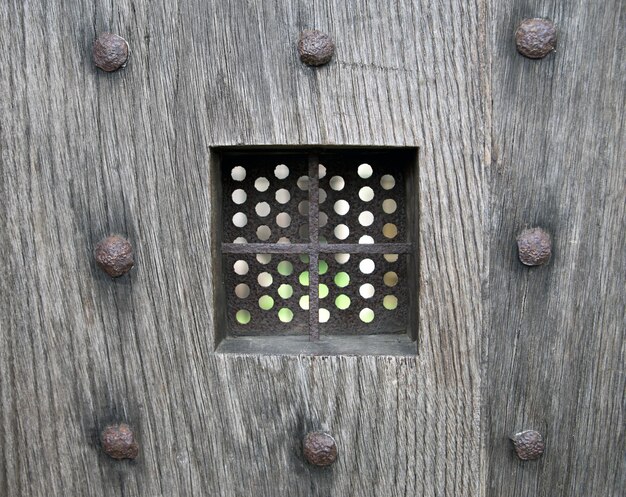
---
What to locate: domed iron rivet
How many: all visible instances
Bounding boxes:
[298,30,335,66]
[303,431,338,467]
[511,430,545,460]
[93,33,130,72]
[101,423,139,460]
[515,18,557,59]
[95,235,134,277]
[517,227,552,266]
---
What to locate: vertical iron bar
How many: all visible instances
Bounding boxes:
[308,155,320,341]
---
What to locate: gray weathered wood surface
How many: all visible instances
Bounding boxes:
[0,1,484,496]
[0,0,623,496]
[486,0,625,496]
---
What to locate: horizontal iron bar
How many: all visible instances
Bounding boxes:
[318,243,412,254]
[222,243,310,253]
[222,243,412,254]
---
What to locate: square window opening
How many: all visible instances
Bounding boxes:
[211,147,419,356]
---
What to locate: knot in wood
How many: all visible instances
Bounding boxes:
[95,235,134,277]
[101,423,139,460]
[93,33,130,72]
[303,432,337,467]
[511,430,545,460]
[516,227,551,266]
[298,30,335,66]
[515,19,557,59]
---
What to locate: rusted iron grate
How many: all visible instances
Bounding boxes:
[221,150,413,340]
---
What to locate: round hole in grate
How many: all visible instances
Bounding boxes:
[318,164,326,179]
[382,199,397,214]
[255,177,270,192]
[232,212,247,228]
[259,295,275,310]
[298,200,309,216]
[359,308,375,323]
[334,272,350,288]
[258,272,273,287]
[359,258,375,274]
[359,283,375,298]
[278,284,294,299]
[334,199,350,216]
[257,254,272,264]
[384,271,399,287]
[319,235,328,244]
[358,211,374,227]
[359,235,374,244]
[275,188,291,204]
[278,308,294,323]
[319,188,327,203]
[233,237,247,244]
[255,202,271,217]
[300,254,310,263]
[231,166,246,181]
[319,284,329,299]
[320,212,328,228]
[236,309,251,324]
[334,224,349,240]
[380,175,395,190]
[319,260,329,275]
[274,164,289,179]
[335,294,351,310]
[384,253,399,263]
[329,176,345,191]
[299,271,309,286]
[234,260,249,275]
[335,253,350,264]
[235,283,250,299]
[359,186,375,202]
[319,308,330,323]
[276,212,291,228]
[232,189,247,204]
[299,225,309,239]
[277,261,294,276]
[383,295,398,310]
[278,237,291,244]
[299,295,309,310]
[257,225,272,241]
[297,176,309,190]
[358,163,373,179]
[383,223,398,239]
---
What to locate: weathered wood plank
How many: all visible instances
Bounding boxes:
[487,1,625,495]
[0,1,484,496]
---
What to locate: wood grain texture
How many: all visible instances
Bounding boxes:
[486,1,625,496]
[0,1,484,496]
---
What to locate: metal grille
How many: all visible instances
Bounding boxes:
[221,150,413,340]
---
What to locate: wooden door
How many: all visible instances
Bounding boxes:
[0,1,622,496]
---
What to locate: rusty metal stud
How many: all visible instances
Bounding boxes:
[303,431,337,467]
[298,30,335,66]
[93,33,130,72]
[511,430,545,460]
[94,235,134,277]
[517,227,551,266]
[101,423,139,460]
[515,19,557,59]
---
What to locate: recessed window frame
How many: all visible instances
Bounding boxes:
[211,146,419,356]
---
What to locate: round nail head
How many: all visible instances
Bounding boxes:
[517,227,552,266]
[101,423,139,460]
[515,18,557,59]
[94,33,130,72]
[298,30,335,66]
[511,430,545,460]
[95,235,134,277]
[303,431,337,467]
